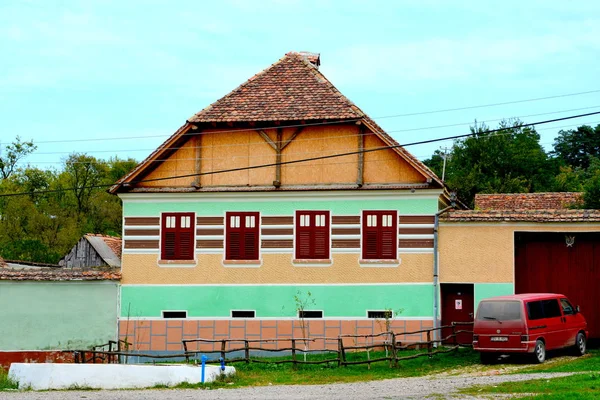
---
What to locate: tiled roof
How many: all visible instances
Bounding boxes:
[188,52,362,123]
[443,209,600,223]
[475,193,584,210]
[0,267,121,281]
[110,51,444,192]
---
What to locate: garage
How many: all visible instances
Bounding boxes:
[515,231,600,338]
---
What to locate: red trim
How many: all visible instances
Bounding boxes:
[225,212,259,260]
[362,211,398,260]
[160,212,195,260]
[295,211,330,260]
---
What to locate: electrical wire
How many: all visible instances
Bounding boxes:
[3,89,600,147]
[1,110,599,198]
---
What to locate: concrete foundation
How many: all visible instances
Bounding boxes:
[8,363,235,390]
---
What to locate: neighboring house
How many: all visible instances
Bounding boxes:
[0,262,120,370]
[440,192,600,338]
[110,51,455,353]
[59,234,122,268]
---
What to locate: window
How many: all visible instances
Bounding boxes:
[362,211,397,260]
[560,298,574,315]
[368,310,393,319]
[231,310,256,318]
[161,212,195,260]
[295,211,330,259]
[162,310,187,319]
[225,212,259,260]
[476,301,522,321]
[298,310,323,319]
[527,299,562,320]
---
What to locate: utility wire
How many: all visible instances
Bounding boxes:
[19,105,600,156]
[5,89,600,147]
[1,110,599,198]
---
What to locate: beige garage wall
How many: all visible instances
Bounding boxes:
[438,223,600,283]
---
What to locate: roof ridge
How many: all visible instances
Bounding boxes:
[188,55,290,122]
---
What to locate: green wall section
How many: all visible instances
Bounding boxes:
[120,284,434,318]
[123,197,438,217]
[0,281,118,351]
[474,283,514,308]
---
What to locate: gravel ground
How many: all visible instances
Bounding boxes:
[0,372,575,400]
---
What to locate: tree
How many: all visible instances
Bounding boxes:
[424,120,556,208]
[63,153,108,214]
[0,137,37,180]
[552,124,600,169]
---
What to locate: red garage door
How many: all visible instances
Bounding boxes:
[515,232,600,338]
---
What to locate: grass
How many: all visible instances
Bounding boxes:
[518,348,600,373]
[176,347,480,388]
[461,372,600,399]
[0,369,18,390]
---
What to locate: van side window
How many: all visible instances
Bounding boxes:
[560,298,574,315]
[543,299,561,318]
[527,301,544,320]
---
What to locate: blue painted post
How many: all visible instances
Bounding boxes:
[201,354,207,383]
[219,357,225,372]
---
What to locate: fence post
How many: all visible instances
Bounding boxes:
[390,333,398,368]
[292,339,297,366]
[452,323,457,346]
[340,337,347,367]
[183,340,190,364]
[336,338,342,367]
[221,340,226,361]
[427,330,432,358]
[245,340,250,364]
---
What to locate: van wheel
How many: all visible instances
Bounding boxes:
[480,352,496,364]
[533,340,546,363]
[574,332,586,356]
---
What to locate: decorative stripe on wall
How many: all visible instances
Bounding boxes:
[122,214,436,251]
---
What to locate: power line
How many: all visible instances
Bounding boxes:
[376,89,600,119]
[1,110,599,198]
[16,105,600,157]
[4,89,600,147]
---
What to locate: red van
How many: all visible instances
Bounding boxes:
[473,293,587,363]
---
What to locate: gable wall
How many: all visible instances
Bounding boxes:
[137,124,426,188]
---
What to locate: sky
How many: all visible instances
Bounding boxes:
[1,0,600,169]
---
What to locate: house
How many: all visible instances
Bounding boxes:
[0,261,120,370]
[110,51,456,354]
[440,192,600,338]
[59,234,122,268]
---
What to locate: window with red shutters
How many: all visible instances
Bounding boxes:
[161,212,195,260]
[226,212,259,260]
[362,211,398,260]
[295,211,330,260]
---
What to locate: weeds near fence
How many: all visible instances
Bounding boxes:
[0,370,18,390]
[69,322,474,370]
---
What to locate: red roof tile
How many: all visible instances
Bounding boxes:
[475,193,584,210]
[0,267,121,281]
[443,209,600,223]
[110,51,445,193]
[188,52,362,123]
[85,234,122,260]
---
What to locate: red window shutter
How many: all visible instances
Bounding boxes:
[226,212,259,260]
[295,211,330,260]
[161,213,195,260]
[362,211,397,260]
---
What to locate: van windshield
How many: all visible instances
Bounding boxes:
[476,301,522,321]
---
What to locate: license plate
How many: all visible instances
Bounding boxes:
[491,336,508,342]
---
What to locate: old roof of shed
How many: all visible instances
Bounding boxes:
[110,51,444,193]
[475,192,584,211]
[85,234,122,267]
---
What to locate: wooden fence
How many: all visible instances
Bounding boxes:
[71,322,473,368]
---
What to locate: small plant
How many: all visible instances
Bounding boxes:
[375,307,404,358]
[0,370,19,391]
[294,290,316,362]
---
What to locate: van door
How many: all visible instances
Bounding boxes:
[560,298,578,346]
[526,299,563,350]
